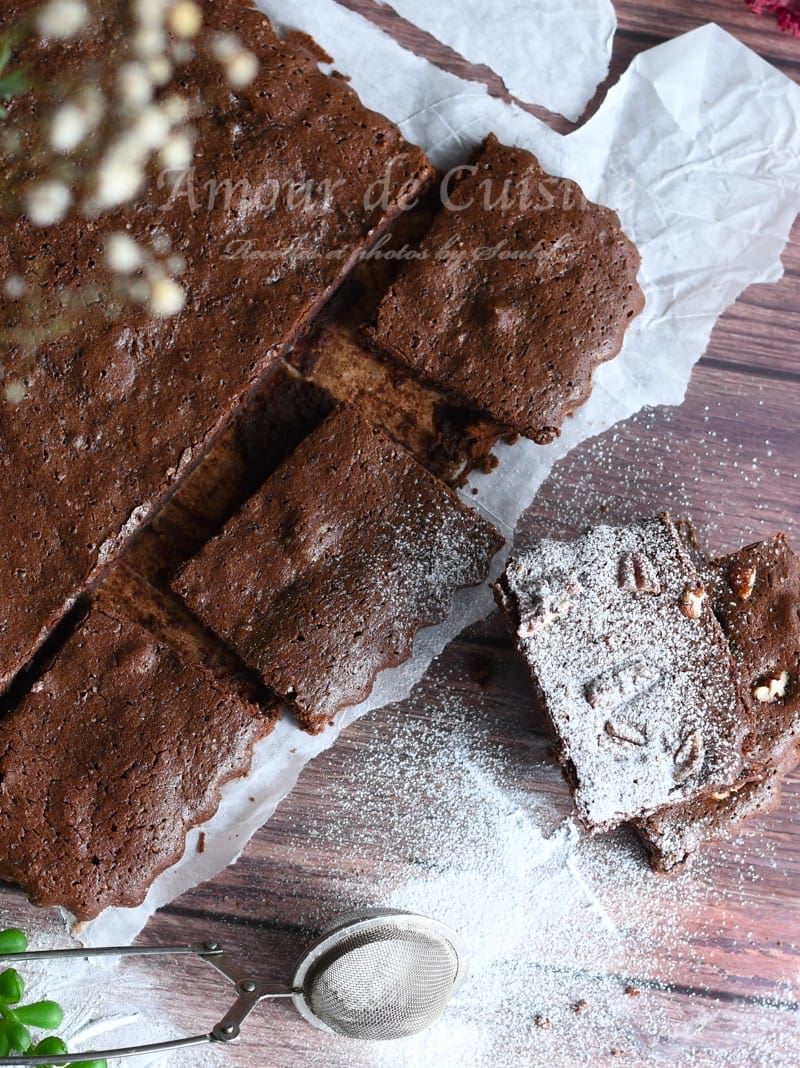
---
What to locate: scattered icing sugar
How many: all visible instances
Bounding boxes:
[294,689,800,1068]
[500,516,745,828]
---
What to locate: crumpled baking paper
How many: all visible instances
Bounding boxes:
[78,3,800,950]
[372,0,616,120]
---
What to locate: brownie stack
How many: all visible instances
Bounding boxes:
[498,518,800,869]
[0,0,646,919]
[173,404,503,733]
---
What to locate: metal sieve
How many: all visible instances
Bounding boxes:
[0,910,468,1064]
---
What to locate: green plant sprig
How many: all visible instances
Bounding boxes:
[0,929,106,1068]
[0,35,31,119]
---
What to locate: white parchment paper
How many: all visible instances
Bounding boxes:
[79,4,800,950]
[373,0,617,120]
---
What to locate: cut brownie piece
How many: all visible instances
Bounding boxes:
[0,0,434,692]
[495,515,747,831]
[0,598,275,919]
[637,535,800,871]
[173,405,503,732]
[369,133,644,444]
[292,322,506,485]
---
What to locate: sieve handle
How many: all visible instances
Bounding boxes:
[0,941,293,1066]
[0,1034,214,1064]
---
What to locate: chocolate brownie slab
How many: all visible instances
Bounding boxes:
[0,0,434,691]
[173,405,503,732]
[495,516,747,831]
[369,134,644,443]
[637,535,800,871]
[0,599,274,919]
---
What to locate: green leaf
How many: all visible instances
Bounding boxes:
[15,1001,64,1029]
[4,1018,31,1052]
[33,1036,68,1056]
[0,928,27,954]
[0,967,24,1003]
[73,1061,108,1068]
[0,33,30,110]
[0,67,30,97]
[0,1028,9,1056]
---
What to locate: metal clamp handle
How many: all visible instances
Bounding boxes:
[0,941,291,1065]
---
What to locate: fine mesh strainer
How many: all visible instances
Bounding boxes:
[0,910,468,1064]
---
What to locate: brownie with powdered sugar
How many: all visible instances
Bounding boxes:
[173,405,503,733]
[637,534,800,871]
[496,515,748,831]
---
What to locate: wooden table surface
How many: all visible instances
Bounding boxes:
[2,2,799,1066]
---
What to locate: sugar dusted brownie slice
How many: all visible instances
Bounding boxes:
[0,0,434,692]
[495,515,747,831]
[173,405,503,732]
[637,535,800,871]
[0,598,274,919]
[369,134,644,444]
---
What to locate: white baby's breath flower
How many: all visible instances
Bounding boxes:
[151,230,171,254]
[159,130,194,170]
[96,154,144,208]
[225,51,259,89]
[167,253,186,276]
[161,93,189,123]
[50,102,88,152]
[135,0,168,25]
[106,232,144,274]
[148,275,185,317]
[2,276,26,300]
[212,35,258,88]
[133,105,171,150]
[146,55,173,86]
[50,89,104,152]
[25,180,72,225]
[36,0,89,39]
[132,26,165,59]
[117,62,154,108]
[171,40,194,64]
[4,380,27,405]
[210,33,238,62]
[168,0,202,38]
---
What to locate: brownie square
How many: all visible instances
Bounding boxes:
[637,535,800,871]
[0,599,274,919]
[173,405,503,732]
[496,515,747,831]
[369,133,644,444]
[0,0,434,692]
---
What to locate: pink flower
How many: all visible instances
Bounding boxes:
[747,0,800,37]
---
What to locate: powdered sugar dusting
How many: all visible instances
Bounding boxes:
[500,517,746,828]
[296,691,800,1067]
